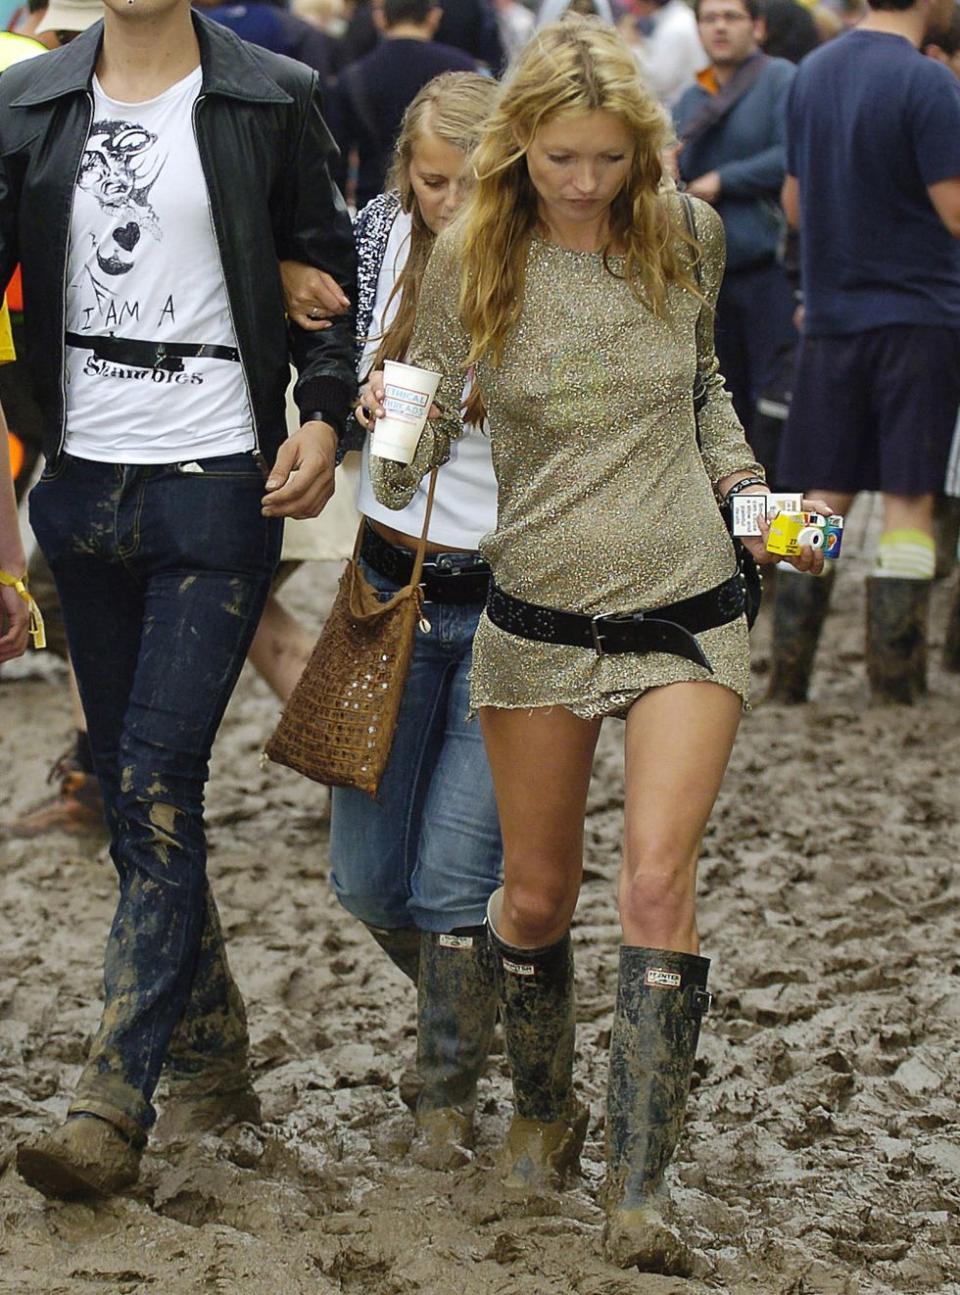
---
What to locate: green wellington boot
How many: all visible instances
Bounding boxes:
[603,946,712,1276]
[412,926,498,1169]
[364,925,423,1110]
[866,576,930,704]
[17,1114,143,1200]
[766,568,835,703]
[365,924,421,984]
[487,889,588,1191]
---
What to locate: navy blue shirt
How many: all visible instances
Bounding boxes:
[329,38,476,210]
[787,29,960,336]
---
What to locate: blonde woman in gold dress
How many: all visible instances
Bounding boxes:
[368,15,826,1275]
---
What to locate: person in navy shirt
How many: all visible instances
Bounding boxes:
[771,0,960,706]
[328,0,476,208]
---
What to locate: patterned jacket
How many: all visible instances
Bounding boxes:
[341,189,403,457]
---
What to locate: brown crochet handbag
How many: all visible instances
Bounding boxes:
[264,469,439,796]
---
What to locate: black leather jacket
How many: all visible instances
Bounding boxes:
[0,13,356,463]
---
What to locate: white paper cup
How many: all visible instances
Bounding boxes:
[369,359,442,465]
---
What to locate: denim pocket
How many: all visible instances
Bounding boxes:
[37,453,72,484]
[176,451,265,479]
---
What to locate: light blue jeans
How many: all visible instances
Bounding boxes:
[329,556,503,933]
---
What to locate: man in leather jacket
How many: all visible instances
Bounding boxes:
[1,0,356,1198]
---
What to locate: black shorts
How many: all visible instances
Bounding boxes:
[776,324,960,494]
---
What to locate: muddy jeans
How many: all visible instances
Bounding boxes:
[29,452,281,1140]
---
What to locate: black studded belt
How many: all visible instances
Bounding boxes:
[66,332,239,373]
[485,574,747,672]
[361,521,491,605]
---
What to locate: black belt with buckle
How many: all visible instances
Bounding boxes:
[361,521,491,605]
[66,332,239,373]
[485,574,747,672]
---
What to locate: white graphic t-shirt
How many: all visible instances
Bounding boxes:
[64,67,255,463]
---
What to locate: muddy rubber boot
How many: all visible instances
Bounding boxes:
[364,924,422,1109]
[16,1114,143,1200]
[945,580,960,673]
[866,576,930,704]
[933,495,960,580]
[487,889,588,1191]
[365,924,421,984]
[412,926,498,1170]
[766,568,835,704]
[603,946,711,1276]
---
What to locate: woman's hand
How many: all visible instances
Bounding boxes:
[355,371,386,430]
[280,260,350,331]
[354,371,442,431]
[738,491,834,576]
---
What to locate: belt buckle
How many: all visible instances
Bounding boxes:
[591,611,642,655]
[590,613,608,654]
[154,342,167,366]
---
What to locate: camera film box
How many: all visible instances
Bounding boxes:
[732,492,802,537]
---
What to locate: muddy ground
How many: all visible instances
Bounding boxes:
[1,494,958,1295]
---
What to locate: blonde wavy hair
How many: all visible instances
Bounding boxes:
[371,72,498,373]
[458,17,697,420]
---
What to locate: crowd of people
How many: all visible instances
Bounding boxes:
[0,0,958,1279]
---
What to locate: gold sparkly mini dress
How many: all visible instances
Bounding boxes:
[371,196,763,719]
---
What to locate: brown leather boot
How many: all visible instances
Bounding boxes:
[3,752,106,838]
[16,1115,142,1199]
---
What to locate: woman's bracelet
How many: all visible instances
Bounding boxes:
[720,475,766,506]
[0,569,46,649]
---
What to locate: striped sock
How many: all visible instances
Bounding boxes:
[875,529,936,580]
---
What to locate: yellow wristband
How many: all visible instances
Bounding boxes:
[0,568,47,650]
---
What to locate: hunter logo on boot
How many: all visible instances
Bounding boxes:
[645,968,682,989]
[439,934,474,949]
[502,958,535,976]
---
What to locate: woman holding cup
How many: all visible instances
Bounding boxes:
[368,18,829,1274]
[295,72,504,1171]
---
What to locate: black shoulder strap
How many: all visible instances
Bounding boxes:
[680,194,709,425]
[678,52,770,151]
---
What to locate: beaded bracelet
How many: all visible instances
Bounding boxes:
[721,475,767,505]
[0,569,46,649]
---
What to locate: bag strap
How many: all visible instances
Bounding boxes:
[677,52,770,151]
[409,467,440,585]
[680,194,709,427]
[351,465,439,564]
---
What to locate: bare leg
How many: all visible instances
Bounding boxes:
[68,663,86,734]
[247,593,314,704]
[883,491,935,537]
[479,705,602,948]
[621,681,742,952]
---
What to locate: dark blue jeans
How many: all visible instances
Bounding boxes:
[29,452,281,1140]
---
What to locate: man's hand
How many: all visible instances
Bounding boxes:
[0,580,29,663]
[261,421,338,519]
[280,261,350,332]
[686,171,722,204]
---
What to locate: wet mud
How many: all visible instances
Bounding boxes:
[1,496,959,1294]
